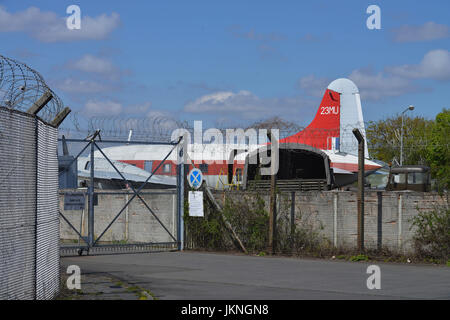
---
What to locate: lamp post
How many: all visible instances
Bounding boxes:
[400,105,415,166]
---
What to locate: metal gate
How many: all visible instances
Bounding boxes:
[58,131,184,256]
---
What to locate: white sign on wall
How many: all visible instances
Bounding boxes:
[188,191,204,217]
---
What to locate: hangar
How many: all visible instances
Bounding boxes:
[242,143,333,191]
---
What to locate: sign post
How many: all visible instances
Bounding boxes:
[188,168,204,217]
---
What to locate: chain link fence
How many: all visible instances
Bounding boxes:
[0,106,59,300]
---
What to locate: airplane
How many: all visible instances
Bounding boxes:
[77,156,176,189]
[58,135,176,189]
[278,78,383,187]
[92,78,383,189]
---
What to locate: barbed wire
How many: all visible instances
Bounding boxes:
[0,54,64,123]
[59,114,448,153]
[85,115,188,142]
[69,116,441,149]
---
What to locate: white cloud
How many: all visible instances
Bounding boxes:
[298,71,417,102]
[53,78,114,94]
[128,102,152,114]
[348,69,420,101]
[391,22,449,43]
[66,54,126,80]
[297,50,450,102]
[83,100,153,116]
[184,90,313,120]
[70,55,116,74]
[386,49,450,81]
[298,75,331,97]
[0,6,120,42]
[146,110,171,118]
[84,100,123,116]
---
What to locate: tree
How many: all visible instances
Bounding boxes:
[246,116,302,137]
[426,109,450,190]
[366,115,433,165]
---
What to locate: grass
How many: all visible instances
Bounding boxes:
[349,254,369,262]
[126,285,159,300]
[55,266,158,300]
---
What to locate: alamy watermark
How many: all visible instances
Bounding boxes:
[66,265,81,290]
[66,5,81,30]
[366,265,381,290]
[171,120,279,176]
[366,5,381,30]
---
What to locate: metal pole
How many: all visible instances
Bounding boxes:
[290,192,295,236]
[177,161,185,251]
[333,193,338,247]
[400,115,404,166]
[359,135,364,252]
[177,140,185,251]
[352,129,365,252]
[398,194,403,249]
[268,130,277,255]
[88,141,95,247]
[400,105,414,166]
[290,192,295,251]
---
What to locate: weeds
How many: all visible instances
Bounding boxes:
[184,192,328,255]
[411,203,450,262]
[349,254,369,262]
[184,191,449,265]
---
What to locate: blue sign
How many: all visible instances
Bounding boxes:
[188,168,203,189]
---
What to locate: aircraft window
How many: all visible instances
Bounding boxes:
[199,164,208,173]
[163,163,171,173]
[144,161,153,173]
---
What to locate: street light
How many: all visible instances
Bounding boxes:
[400,105,415,166]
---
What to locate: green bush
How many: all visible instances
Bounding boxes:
[184,192,334,256]
[184,199,229,250]
[412,204,450,261]
[223,194,269,253]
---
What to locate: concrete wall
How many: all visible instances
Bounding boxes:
[59,189,178,244]
[60,188,446,254]
[213,190,447,254]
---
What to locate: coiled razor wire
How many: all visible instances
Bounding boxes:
[0,54,64,123]
[87,115,189,142]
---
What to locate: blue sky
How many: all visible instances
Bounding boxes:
[1,0,449,130]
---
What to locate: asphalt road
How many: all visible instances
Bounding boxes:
[61,251,450,300]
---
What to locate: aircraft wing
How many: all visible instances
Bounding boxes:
[332,167,354,175]
[78,157,176,186]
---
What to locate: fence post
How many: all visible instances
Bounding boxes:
[290,192,295,236]
[268,130,277,255]
[88,140,95,247]
[398,194,403,250]
[333,192,338,247]
[177,140,185,251]
[352,129,365,252]
[377,192,383,250]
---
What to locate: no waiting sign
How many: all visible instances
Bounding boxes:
[188,168,203,189]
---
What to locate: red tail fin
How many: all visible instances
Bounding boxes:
[280,89,340,150]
